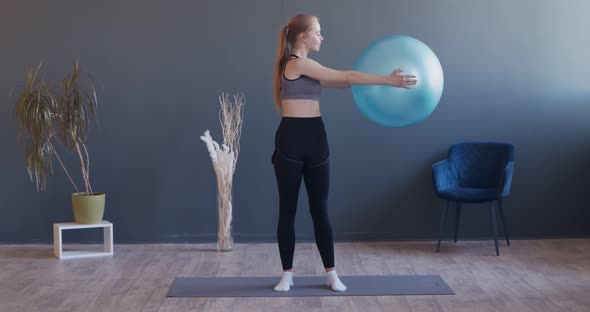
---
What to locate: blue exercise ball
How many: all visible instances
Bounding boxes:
[352,35,444,127]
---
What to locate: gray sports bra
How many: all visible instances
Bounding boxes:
[280,55,321,101]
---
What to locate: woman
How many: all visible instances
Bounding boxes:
[272,14,417,292]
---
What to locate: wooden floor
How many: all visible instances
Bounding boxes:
[0,239,589,312]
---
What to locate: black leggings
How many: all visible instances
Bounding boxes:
[272,117,334,270]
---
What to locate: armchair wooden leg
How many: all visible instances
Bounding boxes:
[498,198,510,246]
[436,200,450,253]
[489,200,500,256]
[454,202,462,243]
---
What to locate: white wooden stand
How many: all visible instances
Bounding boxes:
[53,221,114,259]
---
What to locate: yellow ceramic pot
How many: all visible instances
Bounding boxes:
[72,192,106,224]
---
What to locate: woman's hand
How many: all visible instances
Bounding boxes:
[389,68,417,89]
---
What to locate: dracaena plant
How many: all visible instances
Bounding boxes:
[15,59,98,195]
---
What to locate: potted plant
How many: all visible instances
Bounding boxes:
[200,93,245,251]
[14,59,104,224]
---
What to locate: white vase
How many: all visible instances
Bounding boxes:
[217,196,233,252]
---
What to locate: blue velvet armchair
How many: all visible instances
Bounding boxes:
[432,142,515,256]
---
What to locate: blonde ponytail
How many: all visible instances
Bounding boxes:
[274,25,289,112]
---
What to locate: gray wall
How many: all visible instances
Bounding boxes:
[1,0,589,243]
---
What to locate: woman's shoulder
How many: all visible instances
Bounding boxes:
[287,57,320,68]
